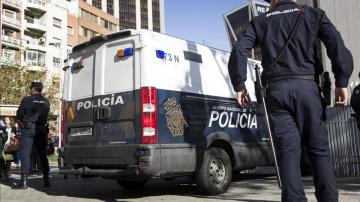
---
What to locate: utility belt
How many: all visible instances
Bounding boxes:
[22,121,48,129]
[263,74,316,86]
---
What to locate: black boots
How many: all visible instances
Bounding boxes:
[12,174,28,190]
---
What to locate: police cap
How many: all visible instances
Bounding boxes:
[30,82,43,90]
[264,0,271,3]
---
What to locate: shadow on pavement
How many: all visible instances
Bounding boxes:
[1,169,359,201]
[0,170,279,201]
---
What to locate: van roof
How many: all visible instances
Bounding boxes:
[72,29,231,53]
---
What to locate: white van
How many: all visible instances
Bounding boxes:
[59,29,273,195]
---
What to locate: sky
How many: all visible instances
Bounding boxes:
[164,0,247,51]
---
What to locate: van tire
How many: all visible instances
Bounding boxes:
[117,180,148,190]
[195,147,232,195]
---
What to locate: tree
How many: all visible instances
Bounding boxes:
[0,63,60,123]
[0,63,46,105]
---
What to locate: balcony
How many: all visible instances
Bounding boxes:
[26,0,47,13]
[1,57,18,65]
[24,38,46,52]
[26,60,46,71]
[25,19,47,33]
[2,15,21,30]
[1,35,22,49]
[2,0,22,10]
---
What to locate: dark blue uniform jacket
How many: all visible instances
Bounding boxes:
[16,93,50,124]
[228,0,353,92]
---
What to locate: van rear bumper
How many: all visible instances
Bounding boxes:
[59,166,139,177]
[58,144,162,179]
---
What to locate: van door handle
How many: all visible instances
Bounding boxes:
[95,108,111,121]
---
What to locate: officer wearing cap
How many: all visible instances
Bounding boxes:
[14,82,50,189]
[228,0,353,201]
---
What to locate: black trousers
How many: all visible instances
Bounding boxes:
[266,79,338,202]
[18,125,49,176]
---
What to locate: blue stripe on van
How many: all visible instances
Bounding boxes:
[65,89,269,146]
[157,89,268,145]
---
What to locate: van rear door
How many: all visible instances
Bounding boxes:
[93,35,140,149]
[65,45,98,148]
[64,33,141,166]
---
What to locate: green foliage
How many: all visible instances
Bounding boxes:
[0,63,46,105]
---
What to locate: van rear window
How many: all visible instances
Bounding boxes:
[184,51,202,63]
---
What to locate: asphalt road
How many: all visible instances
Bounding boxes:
[1,166,360,202]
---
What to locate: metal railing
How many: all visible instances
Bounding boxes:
[243,106,360,177]
[1,35,21,46]
[25,60,45,67]
[3,0,22,7]
[25,38,46,47]
[326,106,360,177]
[27,0,47,6]
[25,18,46,27]
[2,15,21,27]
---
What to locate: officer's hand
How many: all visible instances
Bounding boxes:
[236,90,251,107]
[335,87,348,107]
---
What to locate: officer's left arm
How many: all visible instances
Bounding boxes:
[228,21,257,92]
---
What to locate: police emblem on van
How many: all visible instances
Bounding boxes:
[164,97,188,137]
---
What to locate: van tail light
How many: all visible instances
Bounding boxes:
[141,87,158,144]
[60,100,67,147]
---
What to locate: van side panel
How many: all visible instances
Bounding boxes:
[141,32,272,174]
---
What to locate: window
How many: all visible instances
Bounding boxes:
[25,50,45,66]
[53,57,61,68]
[79,26,98,38]
[67,26,73,35]
[100,18,117,31]
[107,0,114,15]
[92,0,101,9]
[52,37,61,48]
[2,49,16,63]
[53,18,62,28]
[81,9,98,24]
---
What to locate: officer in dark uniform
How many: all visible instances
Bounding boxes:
[14,82,51,189]
[228,0,353,201]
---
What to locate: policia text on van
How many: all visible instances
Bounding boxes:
[59,30,273,195]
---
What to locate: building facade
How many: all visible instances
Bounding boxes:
[1,0,67,75]
[66,0,120,48]
[1,0,22,65]
[118,0,165,33]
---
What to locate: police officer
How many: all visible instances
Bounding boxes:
[228,0,353,201]
[14,82,51,189]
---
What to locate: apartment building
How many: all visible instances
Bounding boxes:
[1,0,67,76]
[67,0,120,47]
[119,0,165,32]
[1,0,22,64]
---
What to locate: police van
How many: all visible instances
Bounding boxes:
[59,29,273,195]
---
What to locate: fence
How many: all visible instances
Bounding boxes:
[244,106,360,177]
[326,106,360,176]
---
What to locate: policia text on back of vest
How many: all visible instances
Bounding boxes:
[59,29,274,195]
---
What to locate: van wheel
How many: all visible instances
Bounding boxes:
[116,180,148,190]
[196,148,232,195]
